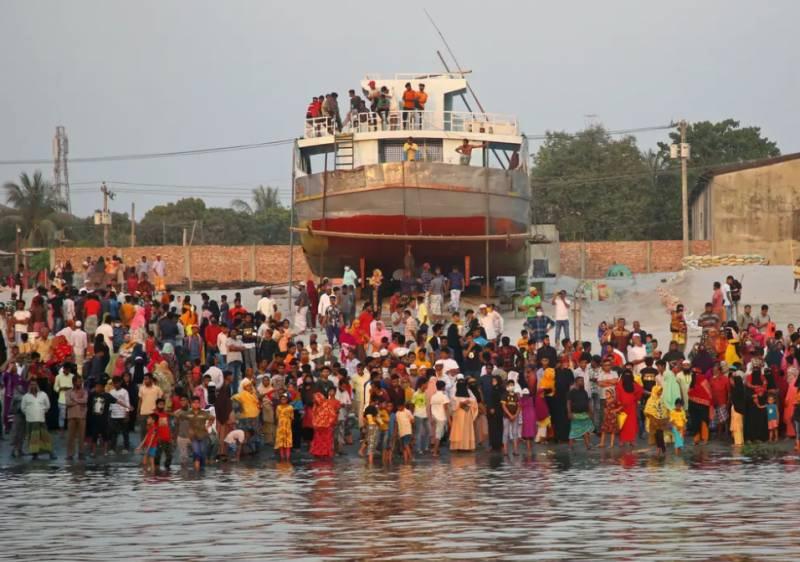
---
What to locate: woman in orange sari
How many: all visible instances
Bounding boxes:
[310,389,340,458]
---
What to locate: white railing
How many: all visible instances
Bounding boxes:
[303,110,519,138]
[363,72,467,81]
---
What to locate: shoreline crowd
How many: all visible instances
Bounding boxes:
[2,257,799,472]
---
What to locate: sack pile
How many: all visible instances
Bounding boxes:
[681,254,768,269]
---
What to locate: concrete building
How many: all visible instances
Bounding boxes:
[690,152,800,264]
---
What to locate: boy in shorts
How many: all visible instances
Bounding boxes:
[395,402,414,463]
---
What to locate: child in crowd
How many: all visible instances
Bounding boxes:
[224,428,247,461]
[501,379,520,456]
[599,389,621,448]
[136,414,159,471]
[670,398,687,454]
[766,392,779,442]
[274,393,294,462]
[395,402,414,463]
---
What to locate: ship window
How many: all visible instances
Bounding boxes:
[380,140,443,163]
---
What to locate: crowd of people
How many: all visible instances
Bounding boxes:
[1,257,798,471]
[305,80,429,136]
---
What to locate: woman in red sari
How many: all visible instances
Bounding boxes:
[688,368,713,444]
[615,370,643,446]
[306,279,318,329]
[310,389,340,458]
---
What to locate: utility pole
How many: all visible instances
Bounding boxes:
[101,182,111,247]
[14,226,21,272]
[130,202,136,247]
[53,126,71,214]
[670,121,691,257]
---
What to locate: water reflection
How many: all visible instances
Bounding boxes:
[1,447,799,561]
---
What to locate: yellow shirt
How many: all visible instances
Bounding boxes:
[377,409,390,431]
[794,265,800,279]
[403,142,418,162]
[417,303,429,325]
[233,391,261,418]
[669,409,687,430]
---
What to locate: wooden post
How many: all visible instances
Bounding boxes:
[465,256,470,287]
[579,239,586,280]
[646,241,652,273]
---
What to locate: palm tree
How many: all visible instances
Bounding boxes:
[231,185,282,215]
[2,170,68,246]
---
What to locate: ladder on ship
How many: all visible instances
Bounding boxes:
[334,133,354,170]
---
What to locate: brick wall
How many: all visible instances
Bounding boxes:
[53,245,312,286]
[559,240,712,278]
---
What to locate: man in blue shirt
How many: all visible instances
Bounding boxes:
[446,266,465,313]
[528,306,554,344]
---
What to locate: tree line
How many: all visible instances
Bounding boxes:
[0,182,293,249]
[530,119,780,241]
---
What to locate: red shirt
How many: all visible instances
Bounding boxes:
[228,306,247,324]
[155,411,171,442]
[205,324,222,348]
[710,375,730,407]
[84,299,101,318]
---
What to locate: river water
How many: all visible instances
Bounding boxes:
[2,445,798,561]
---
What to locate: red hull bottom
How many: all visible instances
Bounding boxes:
[300,215,529,279]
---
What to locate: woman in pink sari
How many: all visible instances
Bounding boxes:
[370,321,390,350]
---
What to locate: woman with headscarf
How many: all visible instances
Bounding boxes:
[300,379,316,446]
[551,357,575,443]
[232,378,262,453]
[661,367,682,413]
[485,375,504,451]
[449,377,478,451]
[153,361,176,412]
[615,370,643,446]
[370,321,390,352]
[467,375,488,446]
[310,388,340,458]
[744,368,768,442]
[730,373,747,446]
[688,368,712,444]
[644,385,669,453]
[306,279,318,330]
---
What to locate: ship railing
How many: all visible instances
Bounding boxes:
[304,110,518,138]
[363,72,467,81]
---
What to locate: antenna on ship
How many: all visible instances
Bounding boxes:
[423,9,487,114]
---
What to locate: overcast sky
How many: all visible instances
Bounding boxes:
[1,0,798,220]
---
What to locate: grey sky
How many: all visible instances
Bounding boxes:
[2,0,798,219]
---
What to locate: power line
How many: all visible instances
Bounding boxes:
[523,124,674,140]
[0,137,296,166]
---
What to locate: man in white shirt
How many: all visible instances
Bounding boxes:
[429,380,450,457]
[573,357,593,398]
[21,380,57,459]
[551,290,571,348]
[628,334,647,375]
[95,315,114,350]
[62,295,75,323]
[204,356,224,389]
[71,321,89,374]
[256,289,277,320]
[478,304,497,340]
[53,364,75,429]
[12,300,30,344]
[151,254,166,291]
[317,288,331,328]
[109,376,132,452]
[216,326,230,370]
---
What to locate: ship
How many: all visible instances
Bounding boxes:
[292,73,531,285]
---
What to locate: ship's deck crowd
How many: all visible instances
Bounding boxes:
[2,258,799,470]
